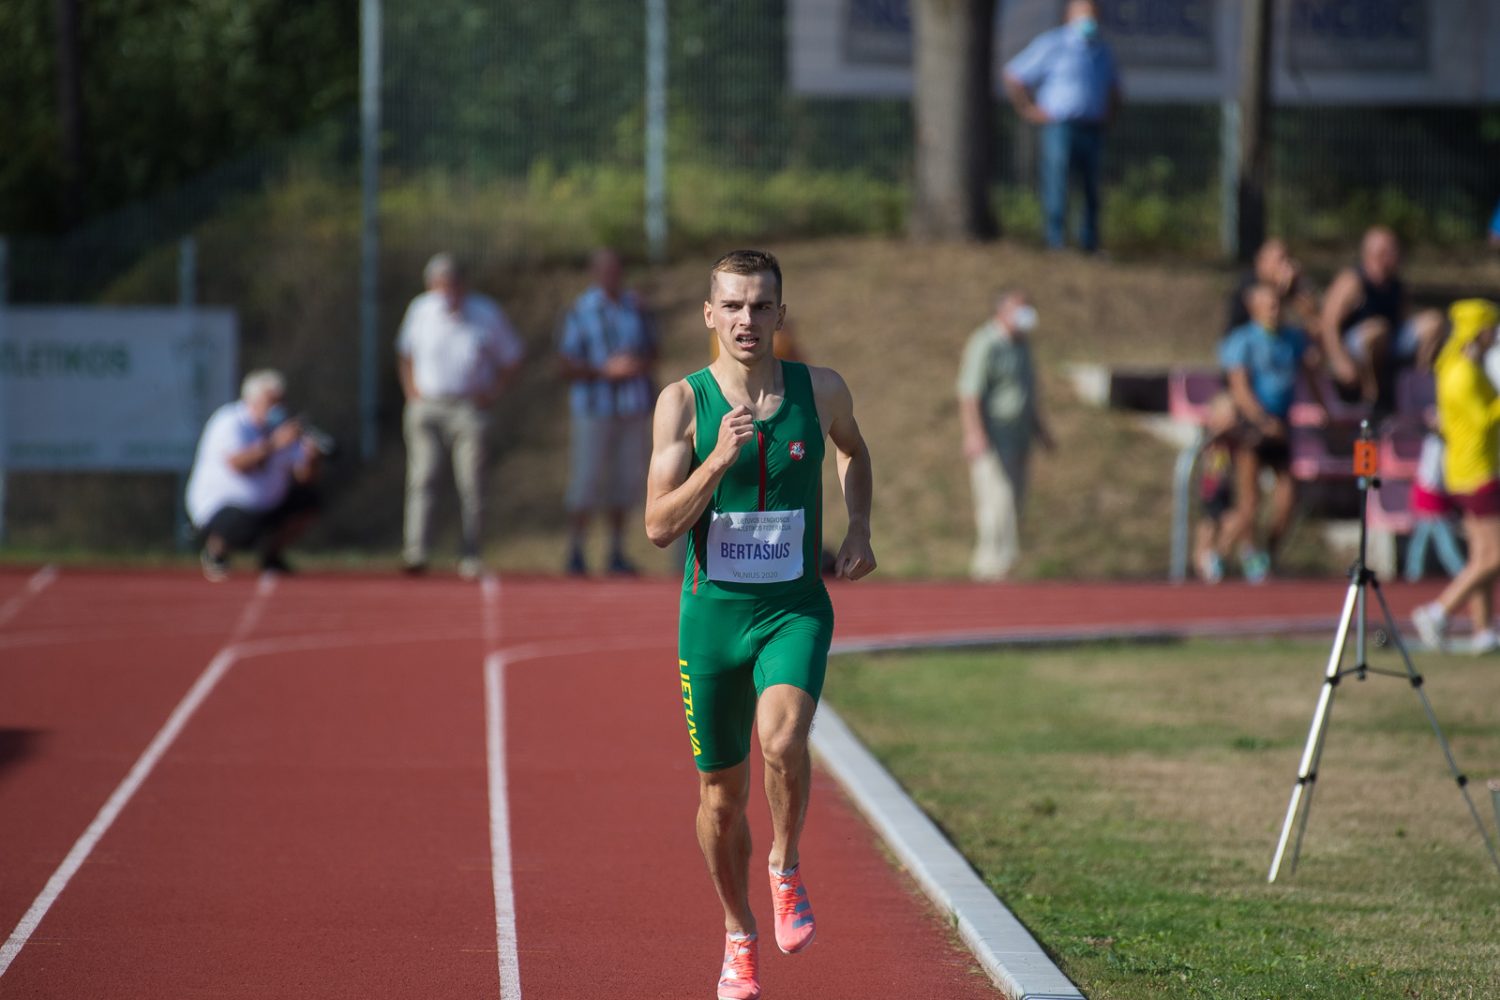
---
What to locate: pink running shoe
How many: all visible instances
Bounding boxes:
[769,864,816,954]
[717,933,760,1000]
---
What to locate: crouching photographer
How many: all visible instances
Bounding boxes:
[185,369,330,580]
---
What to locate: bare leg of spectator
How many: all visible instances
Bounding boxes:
[1266,468,1296,557]
[606,507,636,574]
[1351,319,1390,405]
[1219,449,1261,559]
[1434,515,1500,619]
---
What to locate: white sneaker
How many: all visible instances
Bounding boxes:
[458,556,483,581]
[1469,629,1500,655]
[1411,603,1447,651]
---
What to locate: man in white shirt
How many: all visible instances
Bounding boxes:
[185,369,323,581]
[397,253,525,578]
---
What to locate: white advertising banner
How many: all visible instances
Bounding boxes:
[0,307,237,472]
[790,0,1500,105]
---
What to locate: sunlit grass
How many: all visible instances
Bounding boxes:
[830,638,1500,999]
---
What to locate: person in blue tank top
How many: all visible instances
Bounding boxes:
[645,250,876,1000]
[1219,284,1328,582]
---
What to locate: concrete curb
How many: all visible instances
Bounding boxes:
[812,703,1083,1000]
[811,616,1347,1000]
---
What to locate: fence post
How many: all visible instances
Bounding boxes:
[645,0,669,263]
[359,0,382,462]
[1219,100,1240,260]
[176,237,199,551]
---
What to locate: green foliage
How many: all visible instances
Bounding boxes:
[0,0,356,233]
[1274,184,1481,249]
[377,159,908,265]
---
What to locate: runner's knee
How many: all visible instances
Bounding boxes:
[698,768,751,824]
[760,727,809,773]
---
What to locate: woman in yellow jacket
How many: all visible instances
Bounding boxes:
[1412,299,1500,652]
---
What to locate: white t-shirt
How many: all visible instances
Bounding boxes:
[185,402,306,527]
[1485,341,1500,394]
[396,291,525,400]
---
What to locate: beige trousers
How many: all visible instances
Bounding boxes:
[969,449,1028,581]
[403,398,489,564]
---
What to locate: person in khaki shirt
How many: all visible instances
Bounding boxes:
[957,291,1054,581]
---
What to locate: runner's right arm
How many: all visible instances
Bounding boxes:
[644,381,753,547]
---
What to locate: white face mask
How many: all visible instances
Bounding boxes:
[1010,304,1039,333]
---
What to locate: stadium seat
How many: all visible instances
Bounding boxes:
[1293,374,1370,427]
[1378,425,1423,481]
[1291,426,1352,482]
[1394,367,1436,421]
[1167,368,1223,425]
[1288,377,1329,428]
[1365,477,1415,581]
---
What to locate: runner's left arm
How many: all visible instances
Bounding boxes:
[813,367,876,581]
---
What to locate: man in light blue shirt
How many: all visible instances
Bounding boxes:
[1004,0,1121,252]
[557,248,658,575]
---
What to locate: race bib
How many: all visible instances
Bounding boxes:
[706,509,805,584]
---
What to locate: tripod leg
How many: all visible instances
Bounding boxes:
[1373,580,1500,875]
[1269,580,1360,882]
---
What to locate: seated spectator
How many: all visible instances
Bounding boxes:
[185,369,324,581]
[1194,394,1237,584]
[1224,238,1320,338]
[1411,299,1500,654]
[1216,284,1326,582]
[1319,226,1442,412]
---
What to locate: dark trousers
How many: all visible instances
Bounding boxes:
[1041,121,1104,251]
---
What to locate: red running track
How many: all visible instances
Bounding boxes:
[0,568,1438,999]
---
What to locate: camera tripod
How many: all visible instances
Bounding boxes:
[1267,421,1500,882]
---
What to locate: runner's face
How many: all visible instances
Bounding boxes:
[706,271,784,364]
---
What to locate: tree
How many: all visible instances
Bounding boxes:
[909,0,998,240]
[1235,0,1273,262]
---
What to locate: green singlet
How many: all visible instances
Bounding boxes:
[677,361,835,772]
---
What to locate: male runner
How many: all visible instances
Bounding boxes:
[645,250,876,1000]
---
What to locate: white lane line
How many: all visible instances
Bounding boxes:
[481,574,502,647]
[0,575,277,980]
[480,573,521,999]
[484,653,522,1000]
[0,565,59,630]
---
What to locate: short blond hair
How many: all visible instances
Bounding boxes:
[709,249,782,303]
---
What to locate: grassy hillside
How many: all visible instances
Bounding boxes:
[10,192,1500,579]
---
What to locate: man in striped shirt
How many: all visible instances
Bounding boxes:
[558,248,658,575]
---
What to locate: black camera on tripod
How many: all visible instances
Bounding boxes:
[268,408,339,458]
[299,421,339,458]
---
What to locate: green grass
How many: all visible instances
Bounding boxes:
[828,638,1500,999]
